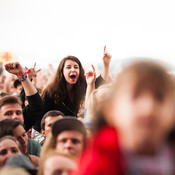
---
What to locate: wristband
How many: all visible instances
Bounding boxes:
[18,70,31,82]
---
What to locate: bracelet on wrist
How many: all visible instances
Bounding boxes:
[18,74,27,82]
[18,70,31,82]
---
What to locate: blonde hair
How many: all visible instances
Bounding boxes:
[38,150,76,175]
[39,133,55,160]
[0,167,30,175]
[86,83,112,122]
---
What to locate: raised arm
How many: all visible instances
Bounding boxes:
[101,45,111,81]
[20,63,41,108]
[4,62,43,131]
[4,62,37,96]
[85,65,96,109]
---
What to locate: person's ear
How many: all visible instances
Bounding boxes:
[22,115,24,123]
[41,129,45,137]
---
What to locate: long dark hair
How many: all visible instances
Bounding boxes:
[0,119,24,139]
[42,56,87,113]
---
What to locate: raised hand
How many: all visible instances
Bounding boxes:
[25,63,41,79]
[103,45,111,67]
[4,62,24,78]
[4,61,37,97]
[85,65,96,109]
[85,65,96,85]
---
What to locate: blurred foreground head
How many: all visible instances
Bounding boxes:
[103,60,175,155]
[38,150,77,175]
[0,166,30,175]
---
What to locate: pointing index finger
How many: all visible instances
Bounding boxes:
[33,62,36,69]
[104,45,106,54]
[91,65,95,72]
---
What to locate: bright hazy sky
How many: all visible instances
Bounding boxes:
[0,0,175,71]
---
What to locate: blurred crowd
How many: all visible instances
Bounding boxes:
[0,46,174,175]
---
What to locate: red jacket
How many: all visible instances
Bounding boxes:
[73,126,124,175]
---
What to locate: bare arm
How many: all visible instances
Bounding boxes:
[4,62,37,96]
[85,65,96,108]
[101,45,111,81]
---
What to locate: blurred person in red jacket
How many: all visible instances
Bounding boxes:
[74,60,175,175]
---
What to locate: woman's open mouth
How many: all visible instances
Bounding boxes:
[70,75,76,80]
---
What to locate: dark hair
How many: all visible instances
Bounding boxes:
[14,79,21,89]
[0,67,3,76]
[0,95,22,110]
[52,117,87,142]
[0,92,8,98]
[41,56,87,114]
[41,110,64,130]
[40,117,87,157]
[0,119,24,139]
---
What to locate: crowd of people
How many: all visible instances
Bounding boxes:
[0,46,175,175]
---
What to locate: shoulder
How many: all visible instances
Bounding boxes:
[93,126,119,150]
[42,91,54,102]
[28,138,41,147]
[29,154,40,168]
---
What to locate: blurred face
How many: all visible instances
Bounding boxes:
[0,139,21,167]
[63,60,80,85]
[9,81,15,95]
[109,81,175,154]
[43,115,63,137]
[13,125,28,154]
[95,85,111,112]
[44,155,77,175]
[0,104,24,123]
[56,130,84,157]
[15,85,22,96]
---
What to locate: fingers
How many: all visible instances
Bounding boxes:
[104,52,112,58]
[85,65,96,78]
[85,71,93,76]
[103,45,112,58]
[36,68,41,73]
[26,63,41,73]
[4,62,19,70]
[104,45,106,54]
[91,65,95,72]
[33,62,36,69]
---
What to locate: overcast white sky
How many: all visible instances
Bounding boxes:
[0,0,175,71]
